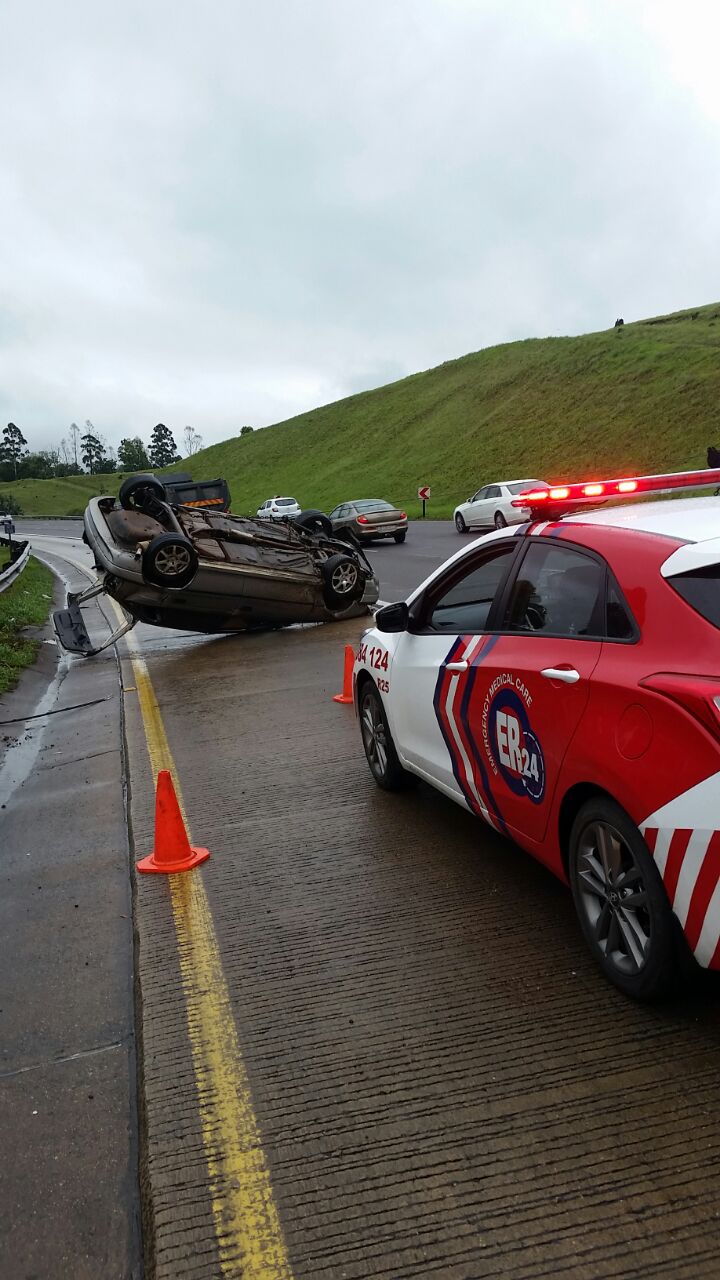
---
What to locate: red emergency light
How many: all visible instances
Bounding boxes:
[512,468,720,512]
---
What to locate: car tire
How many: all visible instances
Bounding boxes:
[141,533,199,590]
[494,511,507,529]
[321,553,363,608]
[568,796,680,1001]
[393,530,407,544]
[359,681,413,790]
[455,513,468,533]
[119,474,167,513]
[292,509,333,537]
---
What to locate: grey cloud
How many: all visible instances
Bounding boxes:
[0,0,719,451]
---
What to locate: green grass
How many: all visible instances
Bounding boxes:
[7,301,720,517]
[0,556,55,695]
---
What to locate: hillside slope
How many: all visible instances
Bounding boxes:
[7,303,720,516]
[170,302,720,517]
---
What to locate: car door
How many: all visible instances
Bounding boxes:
[483,485,503,524]
[331,503,352,533]
[388,540,523,822]
[465,538,605,845]
[466,487,489,527]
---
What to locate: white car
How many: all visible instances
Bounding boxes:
[453,479,547,533]
[257,497,302,520]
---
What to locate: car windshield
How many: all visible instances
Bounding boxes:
[506,480,545,495]
[354,500,394,513]
[275,498,298,506]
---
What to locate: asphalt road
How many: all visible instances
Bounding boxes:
[10,518,720,1278]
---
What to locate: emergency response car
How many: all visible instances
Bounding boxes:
[355,467,720,1000]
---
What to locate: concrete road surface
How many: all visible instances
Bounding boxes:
[6,519,720,1279]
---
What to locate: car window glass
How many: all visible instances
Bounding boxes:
[485,485,501,498]
[355,500,393,513]
[471,488,487,502]
[668,566,720,630]
[606,579,635,640]
[427,545,517,633]
[507,480,543,495]
[504,542,605,637]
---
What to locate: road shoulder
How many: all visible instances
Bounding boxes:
[0,582,142,1278]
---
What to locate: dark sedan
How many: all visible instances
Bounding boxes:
[328,499,408,544]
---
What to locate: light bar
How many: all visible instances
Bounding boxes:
[512,467,720,510]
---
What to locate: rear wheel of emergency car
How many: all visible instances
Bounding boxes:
[119,474,167,514]
[321,553,362,609]
[293,509,333,538]
[568,797,678,1001]
[455,513,467,533]
[142,533,199,590]
[360,682,412,791]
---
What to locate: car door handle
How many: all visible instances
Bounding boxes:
[445,660,468,672]
[541,666,580,684]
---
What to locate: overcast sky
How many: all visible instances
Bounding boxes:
[1,0,719,454]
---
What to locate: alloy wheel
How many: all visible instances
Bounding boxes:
[575,820,651,975]
[361,695,389,779]
[331,561,359,595]
[154,544,192,577]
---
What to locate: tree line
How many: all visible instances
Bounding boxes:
[0,421,208,482]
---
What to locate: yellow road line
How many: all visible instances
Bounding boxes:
[36,548,293,1274]
[110,605,293,1278]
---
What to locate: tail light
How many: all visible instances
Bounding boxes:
[357,515,368,524]
[640,673,720,740]
[400,512,407,520]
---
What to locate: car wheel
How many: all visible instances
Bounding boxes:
[142,533,199,590]
[494,511,507,529]
[321,553,363,608]
[393,530,407,543]
[455,512,467,533]
[568,797,679,1000]
[359,682,413,790]
[292,509,333,537]
[119,474,167,513]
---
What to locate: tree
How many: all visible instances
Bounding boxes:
[117,437,150,471]
[81,431,111,475]
[69,422,81,470]
[18,452,54,480]
[149,423,180,468]
[182,425,203,457]
[240,426,254,436]
[0,423,28,479]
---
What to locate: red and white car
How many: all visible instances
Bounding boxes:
[355,468,720,999]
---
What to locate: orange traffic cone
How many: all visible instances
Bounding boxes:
[333,644,355,704]
[137,770,211,874]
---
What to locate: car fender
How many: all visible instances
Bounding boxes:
[353,627,402,714]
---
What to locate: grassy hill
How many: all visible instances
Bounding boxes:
[7,302,720,517]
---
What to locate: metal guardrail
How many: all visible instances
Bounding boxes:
[0,538,31,595]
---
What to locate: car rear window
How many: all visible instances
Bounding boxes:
[506,480,544,495]
[354,500,394,513]
[276,498,297,506]
[669,566,720,628]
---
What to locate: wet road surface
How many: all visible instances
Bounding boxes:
[122,614,720,1278]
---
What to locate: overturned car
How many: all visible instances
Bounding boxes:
[53,474,380,656]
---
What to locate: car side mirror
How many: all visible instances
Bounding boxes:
[375,601,409,633]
